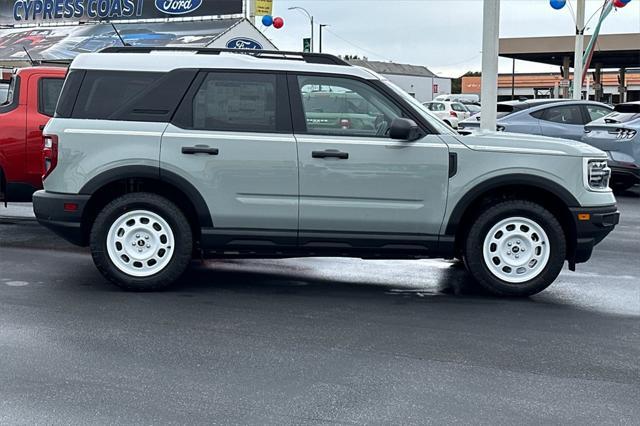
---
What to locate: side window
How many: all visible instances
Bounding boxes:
[451,103,466,112]
[297,75,402,137]
[586,105,612,122]
[190,72,277,132]
[38,78,64,117]
[539,105,583,125]
[72,71,161,119]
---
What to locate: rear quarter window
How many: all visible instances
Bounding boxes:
[72,71,161,119]
[38,78,65,117]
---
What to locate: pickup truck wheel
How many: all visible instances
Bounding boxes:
[90,193,193,291]
[463,200,566,297]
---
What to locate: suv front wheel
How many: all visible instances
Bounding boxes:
[90,193,193,291]
[463,200,566,297]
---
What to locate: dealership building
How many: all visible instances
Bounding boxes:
[462,33,640,103]
[349,59,452,103]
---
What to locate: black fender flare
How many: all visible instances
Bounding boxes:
[444,173,580,235]
[80,165,213,228]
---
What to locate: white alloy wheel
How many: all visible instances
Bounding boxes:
[482,216,551,283]
[106,210,175,277]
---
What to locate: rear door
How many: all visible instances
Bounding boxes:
[290,73,449,251]
[537,104,585,140]
[161,71,299,247]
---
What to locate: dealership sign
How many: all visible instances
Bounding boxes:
[0,0,242,25]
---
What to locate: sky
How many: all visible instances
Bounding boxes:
[259,0,640,77]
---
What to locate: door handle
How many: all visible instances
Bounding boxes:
[181,145,219,155]
[312,150,349,159]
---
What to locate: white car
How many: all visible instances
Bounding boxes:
[422,101,471,128]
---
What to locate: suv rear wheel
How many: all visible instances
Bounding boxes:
[90,193,193,291]
[463,200,566,297]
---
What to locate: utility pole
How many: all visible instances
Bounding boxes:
[319,24,328,53]
[573,0,586,99]
[480,0,500,132]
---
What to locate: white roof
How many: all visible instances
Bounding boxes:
[70,51,379,80]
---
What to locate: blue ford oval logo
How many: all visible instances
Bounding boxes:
[155,0,203,15]
[226,38,263,50]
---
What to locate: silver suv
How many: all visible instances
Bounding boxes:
[33,47,619,296]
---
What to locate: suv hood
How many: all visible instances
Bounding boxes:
[457,131,606,157]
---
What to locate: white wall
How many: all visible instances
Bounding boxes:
[381,74,451,102]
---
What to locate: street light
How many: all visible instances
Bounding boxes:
[288,6,314,53]
[319,24,329,53]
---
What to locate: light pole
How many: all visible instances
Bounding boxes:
[573,0,586,99]
[480,0,500,132]
[288,6,314,53]
[319,24,328,53]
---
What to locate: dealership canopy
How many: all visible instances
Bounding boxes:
[499,33,640,69]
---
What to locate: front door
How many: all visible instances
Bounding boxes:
[161,72,298,247]
[291,74,449,252]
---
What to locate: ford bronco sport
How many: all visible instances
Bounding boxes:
[33,47,619,296]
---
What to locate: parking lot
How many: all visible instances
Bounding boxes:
[0,188,637,425]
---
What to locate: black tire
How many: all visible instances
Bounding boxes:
[90,192,193,291]
[463,200,566,297]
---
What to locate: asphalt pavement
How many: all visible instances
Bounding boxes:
[0,189,638,425]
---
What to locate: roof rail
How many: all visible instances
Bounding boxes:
[99,47,351,66]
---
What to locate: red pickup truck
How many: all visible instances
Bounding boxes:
[0,66,66,202]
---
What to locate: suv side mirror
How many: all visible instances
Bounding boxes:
[389,118,422,141]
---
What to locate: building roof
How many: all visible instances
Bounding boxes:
[348,59,438,78]
[499,33,640,68]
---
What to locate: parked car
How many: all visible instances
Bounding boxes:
[583,101,640,192]
[434,94,480,104]
[422,101,471,128]
[464,103,481,117]
[33,47,618,297]
[458,99,613,140]
[0,66,67,202]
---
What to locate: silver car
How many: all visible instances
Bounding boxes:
[459,99,612,141]
[583,102,640,191]
[32,48,618,297]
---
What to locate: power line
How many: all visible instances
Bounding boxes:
[323,28,392,61]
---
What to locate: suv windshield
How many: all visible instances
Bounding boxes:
[383,79,455,134]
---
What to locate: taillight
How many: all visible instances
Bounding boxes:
[450,111,458,117]
[339,118,351,129]
[42,134,59,180]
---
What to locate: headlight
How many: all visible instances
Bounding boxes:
[583,158,611,191]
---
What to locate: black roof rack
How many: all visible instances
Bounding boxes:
[99,47,351,66]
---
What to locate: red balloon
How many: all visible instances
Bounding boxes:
[273,17,284,29]
[613,0,627,7]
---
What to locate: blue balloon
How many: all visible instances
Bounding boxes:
[262,15,273,26]
[550,0,566,9]
[620,0,631,4]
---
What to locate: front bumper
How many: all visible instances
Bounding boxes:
[32,190,90,246]
[569,204,619,266]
